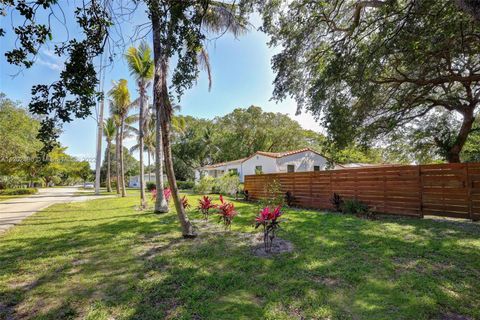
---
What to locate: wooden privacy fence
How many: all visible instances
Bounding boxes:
[244,163,480,220]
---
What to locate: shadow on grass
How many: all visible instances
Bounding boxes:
[0,197,479,319]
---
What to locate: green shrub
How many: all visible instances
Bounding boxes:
[342,198,369,215]
[146,182,156,191]
[0,176,24,189]
[177,181,194,190]
[0,188,38,195]
[193,176,216,194]
[216,173,241,195]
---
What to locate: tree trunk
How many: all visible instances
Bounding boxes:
[139,81,147,208]
[160,58,195,237]
[120,118,127,197]
[106,141,112,192]
[152,11,169,214]
[446,107,475,163]
[115,131,121,194]
[150,3,195,237]
[148,152,152,182]
[94,91,104,195]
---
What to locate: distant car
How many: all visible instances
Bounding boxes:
[83,182,94,189]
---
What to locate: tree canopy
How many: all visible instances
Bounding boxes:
[260,0,480,163]
[169,106,387,180]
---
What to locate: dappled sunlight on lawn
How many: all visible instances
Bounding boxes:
[0,193,479,319]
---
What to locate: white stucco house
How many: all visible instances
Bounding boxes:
[128,173,163,188]
[194,148,328,182]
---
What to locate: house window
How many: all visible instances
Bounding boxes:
[287,165,295,173]
[255,166,263,174]
[229,168,238,175]
[314,166,320,172]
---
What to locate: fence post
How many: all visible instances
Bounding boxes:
[329,171,333,209]
[309,173,313,208]
[418,165,424,218]
[383,171,387,213]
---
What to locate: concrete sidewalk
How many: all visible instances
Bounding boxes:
[0,187,112,233]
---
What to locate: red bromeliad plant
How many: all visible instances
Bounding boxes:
[216,195,237,229]
[163,188,172,203]
[255,205,283,253]
[181,195,190,209]
[151,188,172,203]
[197,196,215,220]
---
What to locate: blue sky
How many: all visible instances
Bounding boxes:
[0,4,322,166]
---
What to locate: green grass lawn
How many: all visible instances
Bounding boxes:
[0,194,33,202]
[1,192,479,319]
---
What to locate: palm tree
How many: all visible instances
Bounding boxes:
[125,42,155,208]
[149,1,247,237]
[130,112,156,181]
[111,112,121,195]
[103,117,116,192]
[108,79,132,197]
[143,118,156,182]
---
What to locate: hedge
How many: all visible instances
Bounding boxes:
[145,181,194,191]
[0,188,38,195]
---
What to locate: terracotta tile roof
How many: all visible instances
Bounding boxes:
[197,148,326,170]
[254,148,319,158]
[199,158,247,170]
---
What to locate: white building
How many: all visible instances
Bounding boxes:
[128,173,160,188]
[195,148,328,182]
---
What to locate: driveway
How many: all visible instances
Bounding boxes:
[0,187,111,233]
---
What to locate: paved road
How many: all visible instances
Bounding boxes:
[0,187,110,233]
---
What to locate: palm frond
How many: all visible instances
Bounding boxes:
[108,79,131,116]
[125,41,154,82]
[103,117,117,141]
[198,47,212,91]
[202,1,249,39]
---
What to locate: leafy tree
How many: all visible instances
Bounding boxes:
[125,41,156,209]
[2,1,111,155]
[76,161,93,183]
[213,106,319,161]
[0,93,42,176]
[38,146,91,186]
[260,0,480,163]
[3,0,251,237]
[101,145,139,185]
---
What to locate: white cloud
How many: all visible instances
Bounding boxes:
[262,98,326,134]
[36,49,64,71]
[36,57,63,71]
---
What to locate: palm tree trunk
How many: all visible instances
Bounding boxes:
[115,131,120,194]
[160,58,195,237]
[139,81,147,208]
[120,118,127,197]
[94,94,104,195]
[151,3,195,236]
[153,94,168,213]
[107,141,112,192]
[148,152,152,182]
[151,11,168,214]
